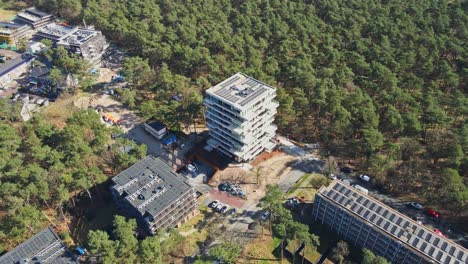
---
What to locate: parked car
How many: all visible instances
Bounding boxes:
[227,208,237,215]
[340,167,353,173]
[426,209,440,218]
[329,174,337,180]
[187,164,196,172]
[220,205,228,213]
[218,183,227,191]
[358,174,371,182]
[407,202,423,210]
[434,229,446,237]
[215,203,224,212]
[261,211,270,220]
[342,179,351,185]
[210,200,219,208]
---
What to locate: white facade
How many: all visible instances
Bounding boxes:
[204,72,279,162]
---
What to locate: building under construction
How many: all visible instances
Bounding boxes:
[36,24,108,65]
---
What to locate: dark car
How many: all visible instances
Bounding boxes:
[227,208,237,215]
[340,167,353,173]
[218,183,227,191]
[248,222,258,230]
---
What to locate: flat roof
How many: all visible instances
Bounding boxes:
[206,72,276,110]
[0,226,77,264]
[317,180,468,264]
[0,54,34,77]
[146,120,166,131]
[37,24,76,39]
[111,156,192,218]
[57,28,99,46]
[0,22,29,34]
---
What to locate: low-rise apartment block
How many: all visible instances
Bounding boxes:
[14,7,54,29]
[0,226,76,264]
[0,22,31,45]
[312,180,468,264]
[204,72,279,162]
[111,156,198,235]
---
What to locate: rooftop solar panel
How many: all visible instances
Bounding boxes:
[318,180,468,263]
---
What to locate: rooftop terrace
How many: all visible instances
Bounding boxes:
[206,72,276,109]
[37,24,76,39]
[112,156,192,217]
[318,180,468,264]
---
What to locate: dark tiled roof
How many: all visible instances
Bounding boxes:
[111,156,192,217]
[318,181,468,264]
[146,120,166,132]
[0,227,77,264]
[30,66,49,78]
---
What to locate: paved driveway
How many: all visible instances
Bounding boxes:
[125,124,191,169]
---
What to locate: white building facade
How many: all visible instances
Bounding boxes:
[204,72,279,162]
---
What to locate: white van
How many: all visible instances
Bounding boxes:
[353,184,369,195]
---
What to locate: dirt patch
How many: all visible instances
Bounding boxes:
[209,153,298,207]
[96,67,120,83]
[250,150,283,166]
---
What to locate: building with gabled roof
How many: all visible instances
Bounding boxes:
[312,180,468,264]
[0,226,77,264]
[111,156,198,235]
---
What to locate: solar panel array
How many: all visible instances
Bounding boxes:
[209,73,275,108]
[111,156,192,217]
[0,227,76,264]
[319,181,468,264]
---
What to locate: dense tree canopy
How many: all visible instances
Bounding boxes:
[54,0,467,214]
[0,110,146,251]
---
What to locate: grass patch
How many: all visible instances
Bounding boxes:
[181,228,208,256]
[179,211,205,233]
[40,93,90,127]
[240,235,282,264]
[286,173,310,195]
[0,8,17,21]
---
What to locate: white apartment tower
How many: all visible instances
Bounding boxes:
[204,73,279,162]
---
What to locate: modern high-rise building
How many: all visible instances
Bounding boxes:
[111,156,199,235]
[312,180,468,264]
[204,73,279,162]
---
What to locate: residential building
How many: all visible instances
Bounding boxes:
[143,120,168,140]
[57,27,108,65]
[0,22,31,45]
[0,226,77,264]
[204,72,279,162]
[14,7,54,29]
[312,180,468,264]
[36,24,108,64]
[0,53,34,87]
[111,156,199,235]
